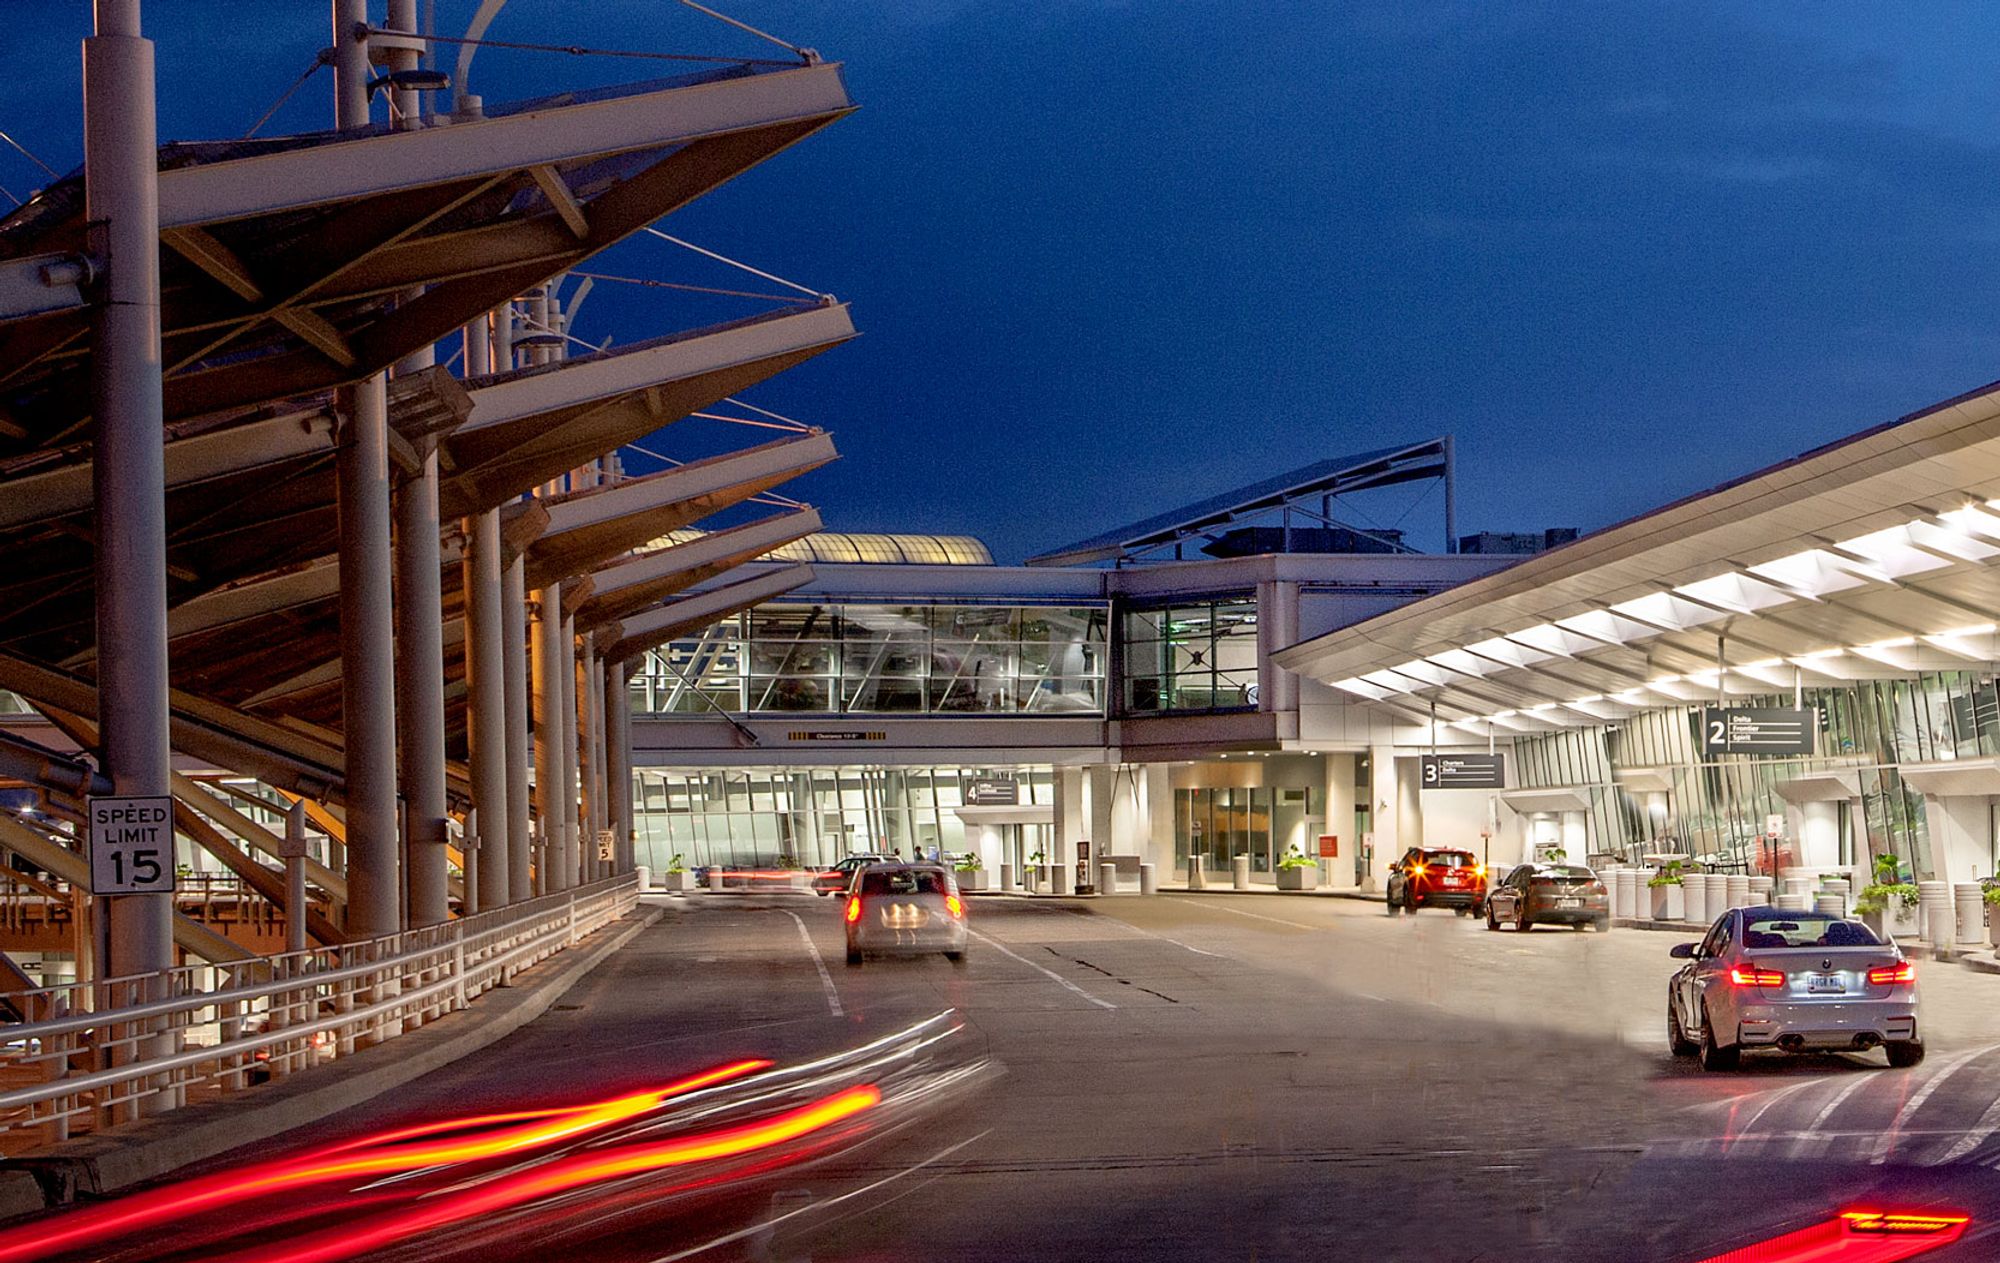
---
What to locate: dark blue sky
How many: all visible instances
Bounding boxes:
[8,3,2000,561]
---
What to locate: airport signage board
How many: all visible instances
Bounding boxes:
[965,776,1019,806]
[88,795,177,895]
[1420,754,1504,790]
[1701,707,1816,756]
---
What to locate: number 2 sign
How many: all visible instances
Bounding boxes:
[88,796,177,895]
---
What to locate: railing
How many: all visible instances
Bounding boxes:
[0,874,640,1155]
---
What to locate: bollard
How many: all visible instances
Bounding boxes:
[1955,883,1984,948]
[1611,869,1634,920]
[1812,893,1845,919]
[1000,862,1014,892]
[1188,854,1206,891]
[1704,874,1729,921]
[1683,871,1708,924]
[1100,862,1118,896]
[1726,875,1751,910]
[635,864,652,893]
[1140,862,1157,895]
[1232,854,1251,891]
[1748,876,1774,905]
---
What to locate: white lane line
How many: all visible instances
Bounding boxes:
[1037,905,1226,957]
[965,927,1116,1010]
[1925,1068,2000,1166]
[1719,1080,1816,1154]
[778,910,843,1018]
[1792,1074,1874,1153]
[1162,897,1320,931]
[1869,1042,2000,1165]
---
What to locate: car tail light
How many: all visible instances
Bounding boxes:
[1473,865,1486,880]
[1729,964,1785,987]
[1867,962,1916,985]
[1411,863,1427,880]
[945,895,964,919]
[1589,881,1607,896]
[844,897,862,924]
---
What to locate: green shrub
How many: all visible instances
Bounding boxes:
[1646,859,1685,889]
[665,853,686,874]
[1277,846,1316,871]
[954,853,983,872]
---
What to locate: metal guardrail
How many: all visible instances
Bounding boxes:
[0,874,639,1154]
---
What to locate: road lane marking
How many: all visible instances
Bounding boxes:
[1031,904,1227,957]
[1162,897,1319,931]
[778,910,843,1018]
[966,927,1116,1009]
[1869,1042,2000,1165]
[1925,1066,2000,1166]
[1791,1074,1874,1155]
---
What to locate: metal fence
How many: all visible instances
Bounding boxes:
[0,874,640,1155]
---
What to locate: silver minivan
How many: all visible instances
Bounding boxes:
[843,863,968,966]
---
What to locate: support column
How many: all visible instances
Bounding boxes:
[463,511,510,909]
[531,589,572,890]
[86,0,173,980]
[577,640,598,877]
[394,450,447,927]
[589,649,608,870]
[503,558,533,899]
[563,611,583,883]
[607,660,635,873]
[336,375,401,937]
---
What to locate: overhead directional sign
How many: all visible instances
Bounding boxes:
[964,776,1019,806]
[88,795,177,895]
[1421,754,1505,790]
[1701,707,1816,756]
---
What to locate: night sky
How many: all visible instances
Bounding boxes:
[7,3,2000,561]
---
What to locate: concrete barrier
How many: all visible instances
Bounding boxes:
[1139,862,1157,895]
[1232,855,1251,891]
[1100,862,1118,895]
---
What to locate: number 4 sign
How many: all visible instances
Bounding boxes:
[88,796,177,895]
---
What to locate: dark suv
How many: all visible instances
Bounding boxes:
[1386,848,1486,916]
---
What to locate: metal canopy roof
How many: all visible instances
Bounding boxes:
[575,507,823,630]
[0,62,853,441]
[602,564,816,663]
[1272,379,2000,734]
[1025,438,1448,568]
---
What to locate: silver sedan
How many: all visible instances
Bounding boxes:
[1667,905,1921,1072]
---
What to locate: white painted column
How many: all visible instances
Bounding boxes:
[1052,767,1082,890]
[1366,745,1401,890]
[1144,763,1174,873]
[1797,800,1840,869]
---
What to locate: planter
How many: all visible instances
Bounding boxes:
[956,870,989,892]
[1862,901,1921,940]
[1665,883,1685,920]
[1276,866,1318,891]
[658,870,691,892]
[1649,883,1679,920]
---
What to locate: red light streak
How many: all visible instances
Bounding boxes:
[1691,1208,1970,1263]
[215,1085,884,1263]
[0,1059,773,1263]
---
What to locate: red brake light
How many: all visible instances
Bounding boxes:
[1867,962,1916,986]
[945,894,964,918]
[844,897,862,924]
[1729,964,1785,988]
[1411,863,1427,879]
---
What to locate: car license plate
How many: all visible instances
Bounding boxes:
[1808,973,1844,994]
[1557,897,1580,908]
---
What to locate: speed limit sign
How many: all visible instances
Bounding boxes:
[88,796,177,895]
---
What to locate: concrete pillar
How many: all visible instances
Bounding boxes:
[589,649,608,872]
[576,642,598,878]
[1366,745,1401,891]
[531,589,570,890]
[1324,753,1357,888]
[1395,756,1425,852]
[1085,765,1113,863]
[85,0,174,978]
[336,374,401,938]
[1797,800,1840,869]
[1256,580,1301,715]
[1144,762,1174,873]
[502,557,533,898]
[1052,767,1082,887]
[394,449,448,927]
[606,659,635,873]
[562,611,582,884]
[463,511,510,909]
[1922,794,1993,885]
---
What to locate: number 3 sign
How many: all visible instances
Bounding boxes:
[88,796,178,895]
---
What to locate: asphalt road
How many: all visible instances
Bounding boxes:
[59,891,2000,1261]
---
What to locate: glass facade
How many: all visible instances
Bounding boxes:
[631,765,1053,869]
[1172,785,1316,877]
[1509,671,2000,880]
[630,603,1108,717]
[1122,596,1260,713]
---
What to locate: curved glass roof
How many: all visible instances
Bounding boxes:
[648,529,993,566]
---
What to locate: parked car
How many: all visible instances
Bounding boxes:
[1385,847,1486,916]
[843,863,967,965]
[1484,863,1609,932]
[814,854,889,896]
[1666,906,1921,1072]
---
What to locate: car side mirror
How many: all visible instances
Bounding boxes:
[1669,942,1697,959]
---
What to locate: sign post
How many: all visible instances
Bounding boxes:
[88,796,177,896]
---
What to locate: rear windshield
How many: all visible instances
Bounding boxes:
[1422,852,1476,868]
[860,870,950,896]
[1742,916,1881,949]
[1530,867,1596,880]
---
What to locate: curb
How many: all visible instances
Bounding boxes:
[0,905,662,1219]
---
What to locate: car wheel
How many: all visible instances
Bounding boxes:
[1515,907,1531,933]
[1698,1005,1739,1072]
[945,950,966,965]
[1387,893,1402,916]
[1886,1040,1925,1068]
[845,948,862,966]
[1668,998,1698,1057]
[1485,903,1500,931]
[1592,915,1611,933]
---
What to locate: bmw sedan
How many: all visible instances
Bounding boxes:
[1667,905,1921,1072]
[1484,862,1610,932]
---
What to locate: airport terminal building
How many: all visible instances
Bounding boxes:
[632,387,2000,898]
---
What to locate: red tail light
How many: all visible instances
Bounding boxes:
[1589,881,1607,896]
[1867,962,1916,986]
[1729,964,1785,988]
[844,897,862,924]
[945,894,964,919]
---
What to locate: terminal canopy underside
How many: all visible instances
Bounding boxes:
[1277,383,2000,737]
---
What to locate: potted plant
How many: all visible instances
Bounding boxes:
[1276,846,1319,891]
[659,853,692,893]
[954,852,988,893]
[1855,855,1918,938]
[1647,860,1686,920]
[1981,886,2000,950]
[1026,849,1048,892]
